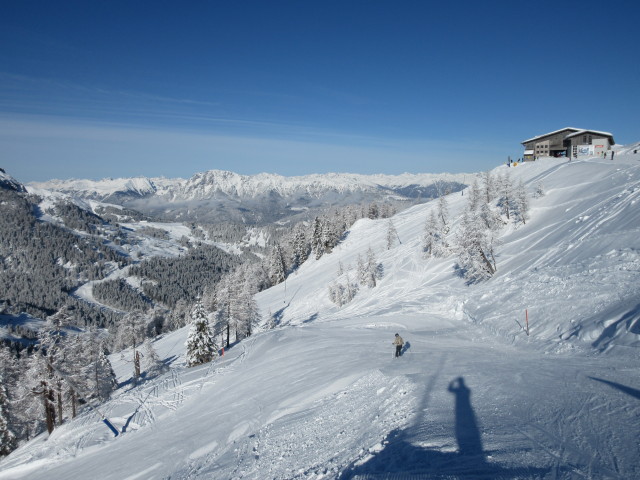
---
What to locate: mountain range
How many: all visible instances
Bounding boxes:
[30,170,468,224]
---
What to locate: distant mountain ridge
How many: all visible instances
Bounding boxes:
[30,170,469,224]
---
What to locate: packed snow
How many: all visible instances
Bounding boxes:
[2,149,640,479]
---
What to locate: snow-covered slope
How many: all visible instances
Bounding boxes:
[2,149,640,479]
[261,153,640,355]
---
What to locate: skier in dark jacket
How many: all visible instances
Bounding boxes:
[393,333,404,357]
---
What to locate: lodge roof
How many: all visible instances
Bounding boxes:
[521,127,581,144]
[522,127,615,145]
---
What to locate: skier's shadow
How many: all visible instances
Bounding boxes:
[340,376,551,479]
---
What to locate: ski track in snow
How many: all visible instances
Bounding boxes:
[2,315,638,479]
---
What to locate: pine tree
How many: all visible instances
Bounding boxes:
[185,301,218,367]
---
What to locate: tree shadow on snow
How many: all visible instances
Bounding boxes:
[340,376,550,479]
[589,376,640,400]
[303,313,319,324]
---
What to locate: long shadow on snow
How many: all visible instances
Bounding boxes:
[340,376,550,479]
[589,376,640,400]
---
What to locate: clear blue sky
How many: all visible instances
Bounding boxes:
[1,0,638,182]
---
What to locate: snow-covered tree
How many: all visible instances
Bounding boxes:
[534,182,545,198]
[0,347,34,442]
[423,211,436,257]
[114,310,148,382]
[468,179,483,212]
[479,202,503,232]
[437,195,450,234]
[328,272,359,306]
[185,301,218,367]
[321,217,340,255]
[270,244,287,286]
[497,173,514,220]
[290,223,310,270]
[386,220,398,250]
[311,217,325,259]
[481,171,496,204]
[423,207,450,258]
[328,281,346,306]
[514,180,530,225]
[142,338,168,379]
[367,203,379,219]
[363,247,381,288]
[456,211,498,283]
[167,298,190,331]
[24,351,56,434]
[0,373,16,457]
[91,340,117,401]
[356,254,366,285]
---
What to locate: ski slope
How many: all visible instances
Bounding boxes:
[1,150,640,479]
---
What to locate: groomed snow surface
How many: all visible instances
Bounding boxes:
[2,150,640,479]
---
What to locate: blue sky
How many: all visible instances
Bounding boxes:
[1,0,638,182]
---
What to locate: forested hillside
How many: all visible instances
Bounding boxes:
[0,167,405,456]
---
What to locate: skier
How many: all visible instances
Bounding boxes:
[393,333,404,358]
